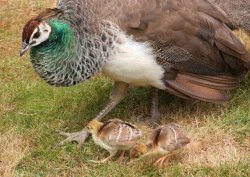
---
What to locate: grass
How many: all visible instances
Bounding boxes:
[0,0,250,176]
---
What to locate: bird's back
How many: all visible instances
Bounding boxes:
[54,0,250,102]
[110,0,250,102]
[97,119,142,149]
[149,124,190,153]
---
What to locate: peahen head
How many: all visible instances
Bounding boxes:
[20,20,51,57]
[20,8,63,57]
[20,8,109,87]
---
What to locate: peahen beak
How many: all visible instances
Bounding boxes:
[20,42,30,57]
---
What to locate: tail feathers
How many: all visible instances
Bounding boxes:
[179,73,240,89]
[183,73,240,84]
[165,87,191,100]
[165,73,234,102]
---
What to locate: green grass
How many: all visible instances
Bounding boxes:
[0,1,250,176]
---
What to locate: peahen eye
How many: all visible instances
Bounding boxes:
[33,31,40,39]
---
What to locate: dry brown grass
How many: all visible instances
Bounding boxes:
[0,104,15,117]
[182,125,249,167]
[0,128,30,177]
[51,0,57,7]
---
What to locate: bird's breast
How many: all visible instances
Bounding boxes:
[92,133,114,151]
[102,33,166,89]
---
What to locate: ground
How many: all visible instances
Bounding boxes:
[0,0,250,177]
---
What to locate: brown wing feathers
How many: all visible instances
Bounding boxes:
[116,0,250,102]
[149,126,163,149]
[164,72,240,102]
[149,124,190,151]
[97,119,141,146]
[166,74,228,102]
[178,73,239,90]
[169,4,249,102]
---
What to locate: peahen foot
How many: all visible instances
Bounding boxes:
[53,129,89,149]
[53,82,129,149]
[142,113,161,128]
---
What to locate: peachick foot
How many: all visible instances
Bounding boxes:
[53,129,89,149]
[154,156,168,166]
[88,152,117,164]
[116,151,126,163]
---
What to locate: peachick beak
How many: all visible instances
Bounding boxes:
[20,43,29,57]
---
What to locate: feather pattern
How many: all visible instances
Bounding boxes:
[30,0,123,86]
[97,119,142,148]
[149,123,190,153]
[87,119,142,152]
[23,0,250,102]
[129,123,190,165]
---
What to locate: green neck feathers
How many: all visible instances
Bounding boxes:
[29,20,109,87]
[31,20,75,59]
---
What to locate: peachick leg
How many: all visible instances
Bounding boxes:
[117,151,126,163]
[53,81,129,148]
[89,151,117,163]
[154,156,166,166]
[130,150,158,164]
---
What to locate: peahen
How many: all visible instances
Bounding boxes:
[20,0,250,147]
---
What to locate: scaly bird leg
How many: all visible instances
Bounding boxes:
[154,156,166,166]
[144,87,160,126]
[89,151,117,163]
[154,149,182,166]
[117,151,126,163]
[129,150,159,164]
[151,87,160,122]
[95,81,129,121]
[53,81,129,148]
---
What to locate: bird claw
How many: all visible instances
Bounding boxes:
[88,158,109,164]
[154,156,166,166]
[52,129,89,149]
[88,159,104,163]
[116,151,126,164]
[139,116,160,128]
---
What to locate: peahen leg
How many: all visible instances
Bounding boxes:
[151,87,160,121]
[144,87,160,126]
[53,81,129,148]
